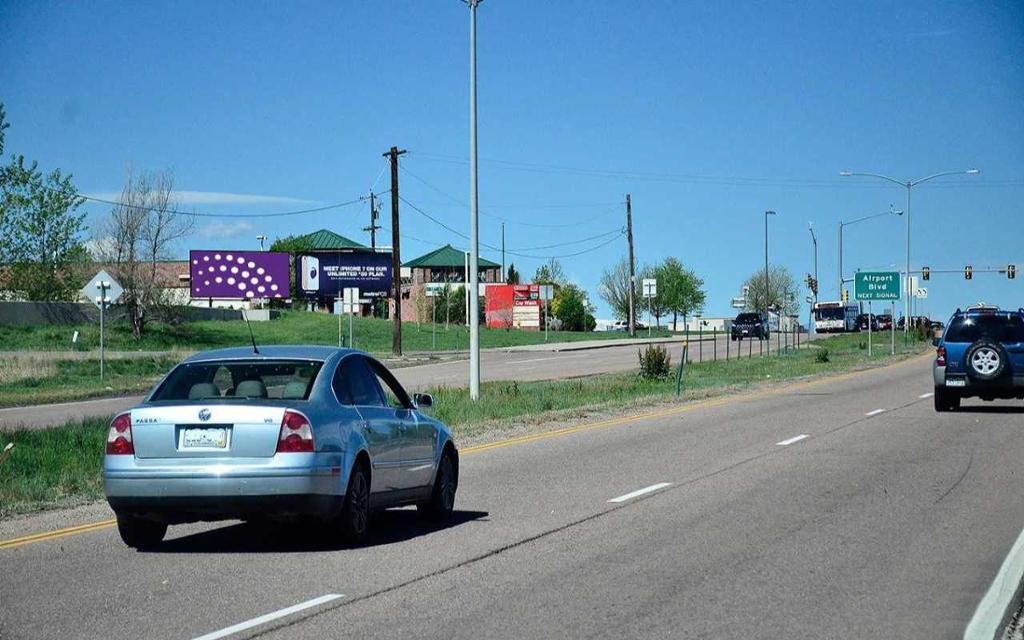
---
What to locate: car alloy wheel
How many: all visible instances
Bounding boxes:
[340,466,370,543]
[970,347,1001,376]
[437,455,456,512]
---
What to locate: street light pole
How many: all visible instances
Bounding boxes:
[840,168,979,337]
[808,222,817,301]
[765,210,776,323]
[837,208,903,300]
[466,0,482,400]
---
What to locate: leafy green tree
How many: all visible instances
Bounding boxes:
[0,103,87,301]
[741,264,799,316]
[269,234,314,254]
[533,258,567,286]
[552,283,594,331]
[660,257,706,329]
[637,263,668,327]
[505,262,520,285]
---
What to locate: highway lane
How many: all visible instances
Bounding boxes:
[1,333,771,430]
[5,355,1011,640]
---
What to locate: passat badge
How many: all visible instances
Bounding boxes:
[198,408,211,422]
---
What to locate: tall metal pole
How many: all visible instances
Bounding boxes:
[904,183,911,341]
[467,0,481,399]
[765,210,775,322]
[501,222,505,281]
[626,194,636,337]
[838,223,843,300]
[98,281,107,381]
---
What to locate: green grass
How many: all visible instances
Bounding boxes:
[0,333,929,517]
[0,310,673,354]
[0,417,108,517]
[0,355,179,408]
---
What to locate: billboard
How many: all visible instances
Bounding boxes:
[190,250,291,299]
[297,251,392,298]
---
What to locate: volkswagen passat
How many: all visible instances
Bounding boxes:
[104,346,458,549]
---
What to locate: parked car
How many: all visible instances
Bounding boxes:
[877,314,894,331]
[104,346,459,548]
[932,307,1024,411]
[856,313,879,331]
[731,312,770,341]
[611,320,647,331]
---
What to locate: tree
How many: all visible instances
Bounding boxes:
[269,234,313,254]
[741,264,799,317]
[0,103,88,301]
[552,283,595,332]
[637,263,668,327]
[533,258,566,286]
[505,262,520,285]
[598,256,632,320]
[94,169,194,338]
[660,257,706,329]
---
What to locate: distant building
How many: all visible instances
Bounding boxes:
[399,244,502,322]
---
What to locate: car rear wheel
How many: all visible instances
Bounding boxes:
[965,340,1008,382]
[419,449,458,520]
[934,387,960,412]
[116,515,167,550]
[338,463,371,544]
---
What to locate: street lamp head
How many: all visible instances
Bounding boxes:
[766,210,777,216]
[839,171,853,177]
[966,169,980,175]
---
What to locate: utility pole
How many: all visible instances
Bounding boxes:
[765,210,777,323]
[626,193,636,337]
[384,146,406,356]
[467,0,482,400]
[363,191,381,250]
[501,222,505,281]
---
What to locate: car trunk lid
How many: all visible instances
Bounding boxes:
[130,403,287,459]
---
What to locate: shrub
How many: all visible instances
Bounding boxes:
[858,341,867,350]
[638,345,672,379]
[815,348,830,363]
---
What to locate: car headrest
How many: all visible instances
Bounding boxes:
[282,381,309,399]
[234,380,268,399]
[188,382,221,400]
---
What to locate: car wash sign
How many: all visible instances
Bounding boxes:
[855,271,901,301]
[297,251,392,298]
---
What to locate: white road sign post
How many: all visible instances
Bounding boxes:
[539,285,554,342]
[343,287,360,348]
[426,286,440,350]
[82,270,122,381]
[642,279,657,337]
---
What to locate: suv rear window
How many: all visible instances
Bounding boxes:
[945,315,1024,344]
[151,359,324,401]
[735,313,761,323]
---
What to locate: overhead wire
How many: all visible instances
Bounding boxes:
[76,192,386,219]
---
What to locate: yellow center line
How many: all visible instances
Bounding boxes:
[0,352,929,551]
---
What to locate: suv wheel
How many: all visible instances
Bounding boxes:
[965,340,1008,382]
[934,387,960,412]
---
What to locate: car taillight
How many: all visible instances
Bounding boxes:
[936,346,947,367]
[106,413,134,455]
[277,410,314,453]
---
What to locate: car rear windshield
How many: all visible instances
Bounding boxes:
[150,359,324,401]
[945,315,1024,344]
[735,313,760,323]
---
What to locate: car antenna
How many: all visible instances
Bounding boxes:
[241,309,260,354]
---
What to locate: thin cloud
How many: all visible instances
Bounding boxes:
[199,221,255,238]
[905,28,957,39]
[83,190,318,206]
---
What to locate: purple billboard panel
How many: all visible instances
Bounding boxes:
[190,250,291,299]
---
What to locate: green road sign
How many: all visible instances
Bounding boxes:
[855,271,901,301]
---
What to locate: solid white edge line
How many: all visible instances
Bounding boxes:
[608,482,673,503]
[865,409,886,416]
[191,594,344,640]
[964,525,1024,640]
[920,392,934,398]
[776,434,809,446]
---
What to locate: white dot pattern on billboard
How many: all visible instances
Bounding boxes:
[191,251,287,299]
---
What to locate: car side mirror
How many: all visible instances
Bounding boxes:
[414,393,434,410]
[931,337,940,347]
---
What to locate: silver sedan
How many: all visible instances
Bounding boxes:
[103,345,458,549]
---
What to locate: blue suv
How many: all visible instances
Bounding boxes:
[932,306,1024,411]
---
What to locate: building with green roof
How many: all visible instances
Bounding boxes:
[399,244,502,322]
[294,229,368,251]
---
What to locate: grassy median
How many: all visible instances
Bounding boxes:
[0,333,930,517]
[0,310,672,354]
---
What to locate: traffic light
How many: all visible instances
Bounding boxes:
[965,265,973,280]
[1009,264,1016,280]
[922,266,930,281]
[811,278,818,296]
[842,289,849,303]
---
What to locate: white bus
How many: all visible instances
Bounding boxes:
[813,301,859,333]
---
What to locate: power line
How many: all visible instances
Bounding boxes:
[512,228,624,252]
[77,192,386,219]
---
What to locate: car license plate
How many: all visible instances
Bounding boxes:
[182,427,229,449]
[946,379,966,388]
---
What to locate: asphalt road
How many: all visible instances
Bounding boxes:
[1,333,773,430]
[3,356,1023,639]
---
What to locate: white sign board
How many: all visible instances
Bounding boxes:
[730,297,746,309]
[642,278,657,298]
[538,284,554,301]
[915,287,928,299]
[82,270,123,309]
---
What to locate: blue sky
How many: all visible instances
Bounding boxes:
[2,1,1022,321]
